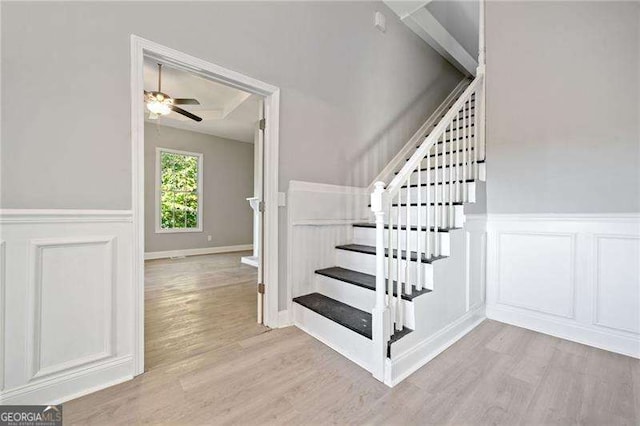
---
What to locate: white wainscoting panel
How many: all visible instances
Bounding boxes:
[0,210,134,404]
[486,214,640,358]
[497,232,576,319]
[593,235,640,334]
[28,236,116,380]
[286,181,369,316]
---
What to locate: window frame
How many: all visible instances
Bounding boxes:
[155,147,204,234]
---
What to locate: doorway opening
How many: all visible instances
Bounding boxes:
[131,36,280,375]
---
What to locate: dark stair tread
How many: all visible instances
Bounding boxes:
[387,326,413,357]
[389,202,463,207]
[352,222,456,232]
[293,293,413,347]
[438,114,475,125]
[441,105,475,117]
[293,293,372,339]
[396,159,485,173]
[401,179,476,188]
[336,244,447,264]
[367,202,463,207]
[408,140,476,159]
[416,144,476,152]
[315,266,431,301]
[440,123,475,135]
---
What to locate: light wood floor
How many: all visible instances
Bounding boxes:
[65,252,639,425]
[143,251,266,370]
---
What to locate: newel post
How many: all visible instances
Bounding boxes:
[370,181,390,382]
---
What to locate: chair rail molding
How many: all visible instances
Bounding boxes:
[485,213,640,358]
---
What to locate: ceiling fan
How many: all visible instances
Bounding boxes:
[144,63,202,122]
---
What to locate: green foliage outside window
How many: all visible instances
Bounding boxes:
[160,151,200,229]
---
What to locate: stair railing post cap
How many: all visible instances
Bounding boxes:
[374,181,386,192]
[371,181,386,213]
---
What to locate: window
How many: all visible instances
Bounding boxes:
[155,148,203,233]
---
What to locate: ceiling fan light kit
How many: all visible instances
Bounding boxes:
[144,63,203,122]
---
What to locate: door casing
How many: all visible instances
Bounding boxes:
[130,35,280,375]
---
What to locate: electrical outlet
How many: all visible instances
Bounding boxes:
[207,235,212,241]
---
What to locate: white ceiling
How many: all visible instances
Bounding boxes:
[143,58,259,143]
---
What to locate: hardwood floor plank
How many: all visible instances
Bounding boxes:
[64,253,640,425]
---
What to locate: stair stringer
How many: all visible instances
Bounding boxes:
[384,215,487,386]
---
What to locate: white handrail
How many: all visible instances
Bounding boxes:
[368,71,484,382]
[386,76,483,197]
[367,78,470,192]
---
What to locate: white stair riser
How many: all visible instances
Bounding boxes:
[336,249,435,290]
[404,181,476,203]
[404,162,485,183]
[353,227,451,257]
[315,274,415,329]
[391,204,464,228]
[292,303,373,371]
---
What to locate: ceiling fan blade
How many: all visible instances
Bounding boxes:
[173,98,200,105]
[170,105,203,122]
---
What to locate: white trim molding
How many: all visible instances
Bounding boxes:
[131,35,281,377]
[0,209,133,224]
[286,180,370,315]
[384,1,478,76]
[144,244,253,260]
[485,213,640,358]
[0,209,134,404]
[386,305,486,387]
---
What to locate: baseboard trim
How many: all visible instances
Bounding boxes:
[386,305,486,387]
[0,355,133,404]
[277,309,292,327]
[144,244,253,260]
[487,304,640,359]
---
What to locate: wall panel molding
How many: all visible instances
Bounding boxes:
[592,234,640,335]
[27,236,117,381]
[486,214,640,358]
[0,209,134,404]
[286,181,369,315]
[496,231,577,319]
[0,241,6,392]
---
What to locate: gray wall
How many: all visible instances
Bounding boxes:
[1,1,462,309]
[486,1,640,214]
[1,1,460,208]
[144,123,254,253]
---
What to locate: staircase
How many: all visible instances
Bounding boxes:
[292,73,485,385]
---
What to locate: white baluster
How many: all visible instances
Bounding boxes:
[456,106,461,202]
[462,98,467,202]
[395,193,402,331]
[449,121,454,228]
[441,130,446,230]
[404,177,411,296]
[416,164,423,291]
[387,192,395,332]
[426,150,432,261]
[474,91,479,180]
[435,136,441,255]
